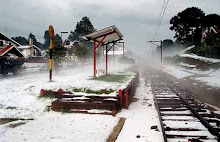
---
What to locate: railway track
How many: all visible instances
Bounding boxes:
[147,72,220,142]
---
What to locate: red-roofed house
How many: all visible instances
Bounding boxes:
[0,45,24,58]
[201,26,220,43]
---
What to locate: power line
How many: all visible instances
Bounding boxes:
[152,0,166,40]
[152,0,170,40]
[155,0,170,39]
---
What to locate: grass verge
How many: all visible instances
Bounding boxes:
[92,74,130,83]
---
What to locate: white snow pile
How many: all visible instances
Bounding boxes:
[116,77,163,142]
[179,62,196,68]
[179,53,220,63]
[0,70,165,142]
[162,65,193,79]
[194,69,220,87]
[163,64,220,88]
[179,45,195,54]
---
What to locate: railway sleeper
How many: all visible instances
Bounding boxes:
[166,134,209,139]
[164,127,202,131]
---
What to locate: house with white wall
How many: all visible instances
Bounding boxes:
[17,45,42,58]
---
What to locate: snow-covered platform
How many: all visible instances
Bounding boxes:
[42,73,140,116]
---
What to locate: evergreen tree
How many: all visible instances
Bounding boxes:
[11,36,28,45]
[43,30,50,49]
[43,30,62,49]
[162,39,174,50]
[68,31,79,41]
[68,16,95,41]
[52,40,67,70]
[170,7,205,46]
[203,14,220,29]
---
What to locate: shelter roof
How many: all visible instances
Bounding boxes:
[84,25,123,44]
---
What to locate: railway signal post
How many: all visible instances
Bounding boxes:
[48,25,55,82]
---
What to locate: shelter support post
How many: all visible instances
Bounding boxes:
[113,44,115,65]
[49,38,53,82]
[93,35,107,77]
[160,41,163,65]
[123,42,125,58]
[106,45,108,74]
[93,41,96,77]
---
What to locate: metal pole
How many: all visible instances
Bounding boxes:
[106,45,108,74]
[49,38,53,81]
[123,42,125,58]
[102,46,104,65]
[160,41,163,65]
[61,32,62,44]
[113,44,114,65]
[93,41,96,77]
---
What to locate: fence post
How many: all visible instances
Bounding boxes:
[58,89,63,99]
[112,109,116,116]
[40,89,45,97]
[118,89,123,108]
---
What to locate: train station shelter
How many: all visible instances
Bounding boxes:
[84,25,123,77]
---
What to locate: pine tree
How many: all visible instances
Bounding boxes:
[52,40,67,70]
[68,16,95,41]
[11,36,28,45]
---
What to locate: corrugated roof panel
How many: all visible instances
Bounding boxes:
[84,25,123,44]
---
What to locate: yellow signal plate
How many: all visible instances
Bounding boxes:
[49,25,55,38]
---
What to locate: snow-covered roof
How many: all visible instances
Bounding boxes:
[0,45,24,57]
[18,45,41,50]
[18,45,32,49]
[179,53,220,63]
[84,25,123,44]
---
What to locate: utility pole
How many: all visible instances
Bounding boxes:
[146,40,163,65]
[48,25,55,82]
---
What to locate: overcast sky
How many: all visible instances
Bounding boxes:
[0,0,220,53]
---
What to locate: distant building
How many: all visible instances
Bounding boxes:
[63,40,77,60]
[17,45,42,58]
[201,26,220,43]
[63,40,80,49]
[16,37,42,58]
